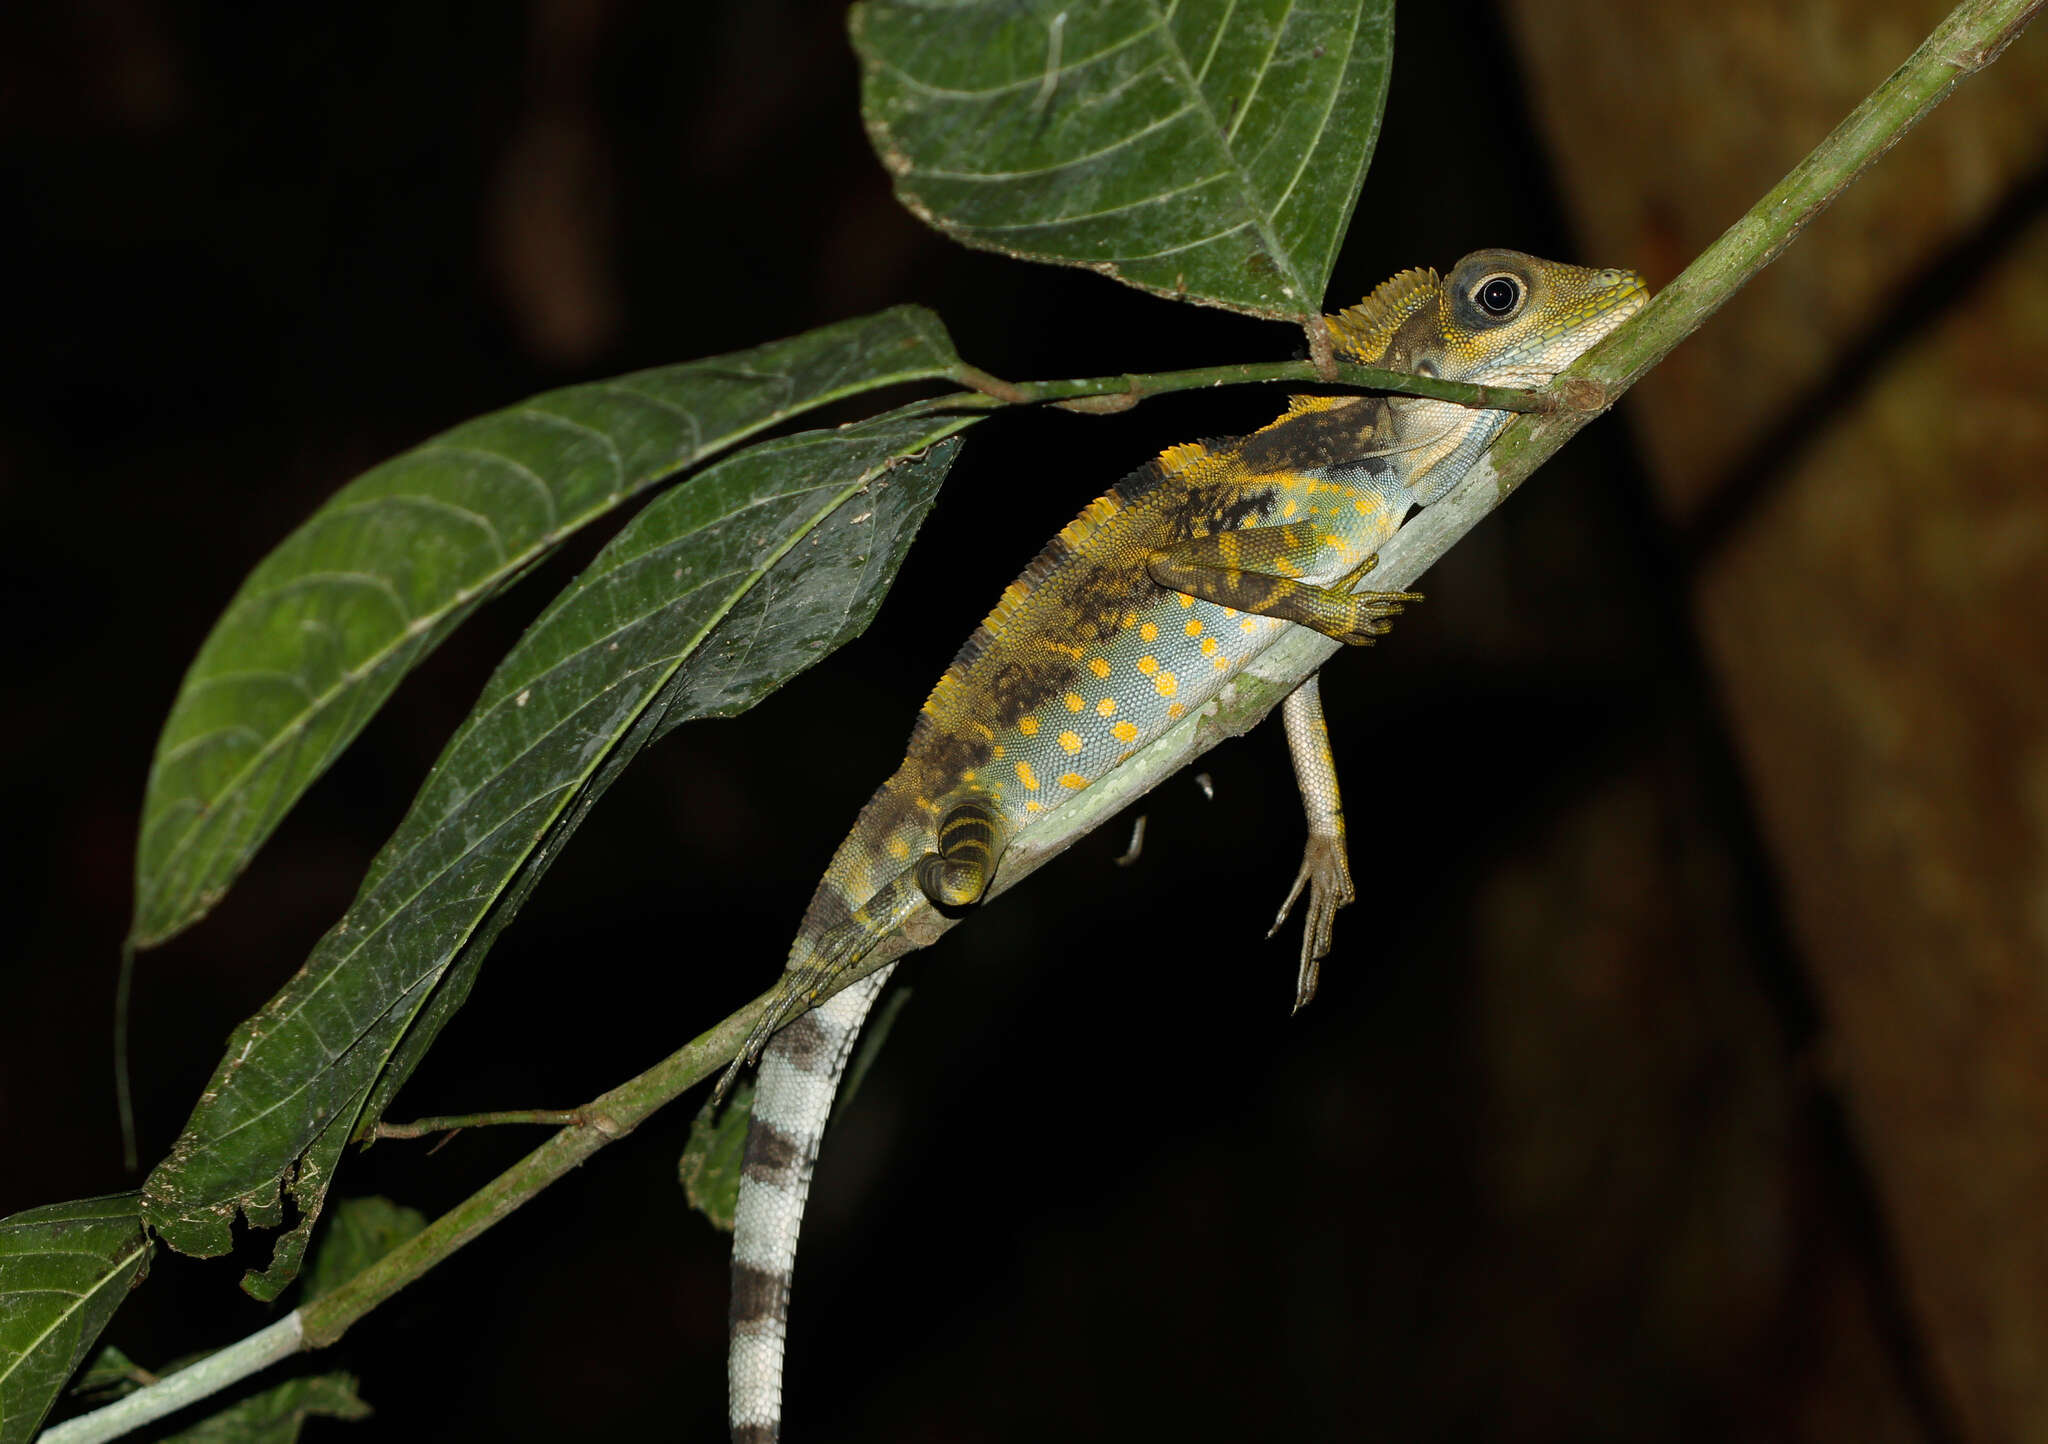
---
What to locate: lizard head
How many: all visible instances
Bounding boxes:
[1326,249,1648,389]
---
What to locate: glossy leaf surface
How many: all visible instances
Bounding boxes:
[143,410,974,1295]
[0,1195,151,1444]
[134,308,962,948]
[853,0,1393,319]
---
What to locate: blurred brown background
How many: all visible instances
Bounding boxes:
[3,2,2044,1440]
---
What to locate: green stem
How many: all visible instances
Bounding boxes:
[40,0,2041,1437]
[939,359,1567,418]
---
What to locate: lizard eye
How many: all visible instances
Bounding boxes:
[1475,274,1522,317]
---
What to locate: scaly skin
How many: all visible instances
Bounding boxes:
[726,251,1647,1442]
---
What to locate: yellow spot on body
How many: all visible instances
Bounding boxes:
[1026,800,1042,814]
[1154,672,1178,698]
[1064,692,1084,713]
[1140,621,1159,642]
[1019,716,1039,736]
[1016,760,1039,791]
[1167,702,1186,720]
[1089,656,1111,679]
[1177,593,1194,609]
[1201,636,1219,656]
[888,839,911,861]
[1282,500,1298,519]
[1096,696,1116,717]
[1223,607,1238,619]
[962,770,976,783]
[1058,730,1083,755]
[970,721,995,741]
[1059,772,1088,790]
[1240,618,1259,633]
[1137,655,1159,675]
[1120,610,1138,629]
[1211,652,1230,670]
[992,743,1006,759]
[1184,618,1202,638]
[1112,720,1138,743]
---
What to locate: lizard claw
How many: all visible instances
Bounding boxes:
[1268,833,1355,1011]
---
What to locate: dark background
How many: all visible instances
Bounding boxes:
[6,3,2041,1441]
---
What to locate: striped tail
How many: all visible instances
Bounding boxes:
[728,964,893,1443]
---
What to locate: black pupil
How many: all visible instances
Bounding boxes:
[1479,277,1518,314]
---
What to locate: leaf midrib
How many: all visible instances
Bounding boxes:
[1144,0,1310,306]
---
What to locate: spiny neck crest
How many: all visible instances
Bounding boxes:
[1324,267,1440,365]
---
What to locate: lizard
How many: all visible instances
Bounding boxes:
[719,249,1647,1443]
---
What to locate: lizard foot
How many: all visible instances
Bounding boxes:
[1267,832,1355,1011]
[713,921,872,1105]
[1330,590,1424,646]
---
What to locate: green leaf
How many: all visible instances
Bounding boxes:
[132,306,963,950]
[852,0,1393,320]
[161,1373,369,1443]
[143,409,976,1294]
[680,1083,753,1234]
[0,1195,152,1444]
[300,1198,427,1305]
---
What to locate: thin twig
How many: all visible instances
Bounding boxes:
[942,357,1566,416]
[372,1109,585,1140]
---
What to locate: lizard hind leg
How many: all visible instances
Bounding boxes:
[915,798,1003,911]
[716,800,1004,1103]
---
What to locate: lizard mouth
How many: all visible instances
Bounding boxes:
[1568,268,1652,347]
[1485,269,1650,387]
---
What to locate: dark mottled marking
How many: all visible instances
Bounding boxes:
[773,1011,831,1073]
[742,1121,802,1184]
[730,1262,790,1327]
[1175,480,1278,544]
[1235,398,1389,474]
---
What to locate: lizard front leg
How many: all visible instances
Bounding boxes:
[1145,528,1421,645]
[719,797,1004,1097]
[1270,673,1354,1010]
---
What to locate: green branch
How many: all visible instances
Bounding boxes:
[939,360,1572,417]
[39,0,2040,1437]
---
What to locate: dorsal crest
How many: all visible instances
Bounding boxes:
[1325,266,1440,364]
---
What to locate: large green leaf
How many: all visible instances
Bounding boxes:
[852,0,1393,319]
[133,307,963,949]
[143,409,976,1295]
[0,1195,151,1444]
